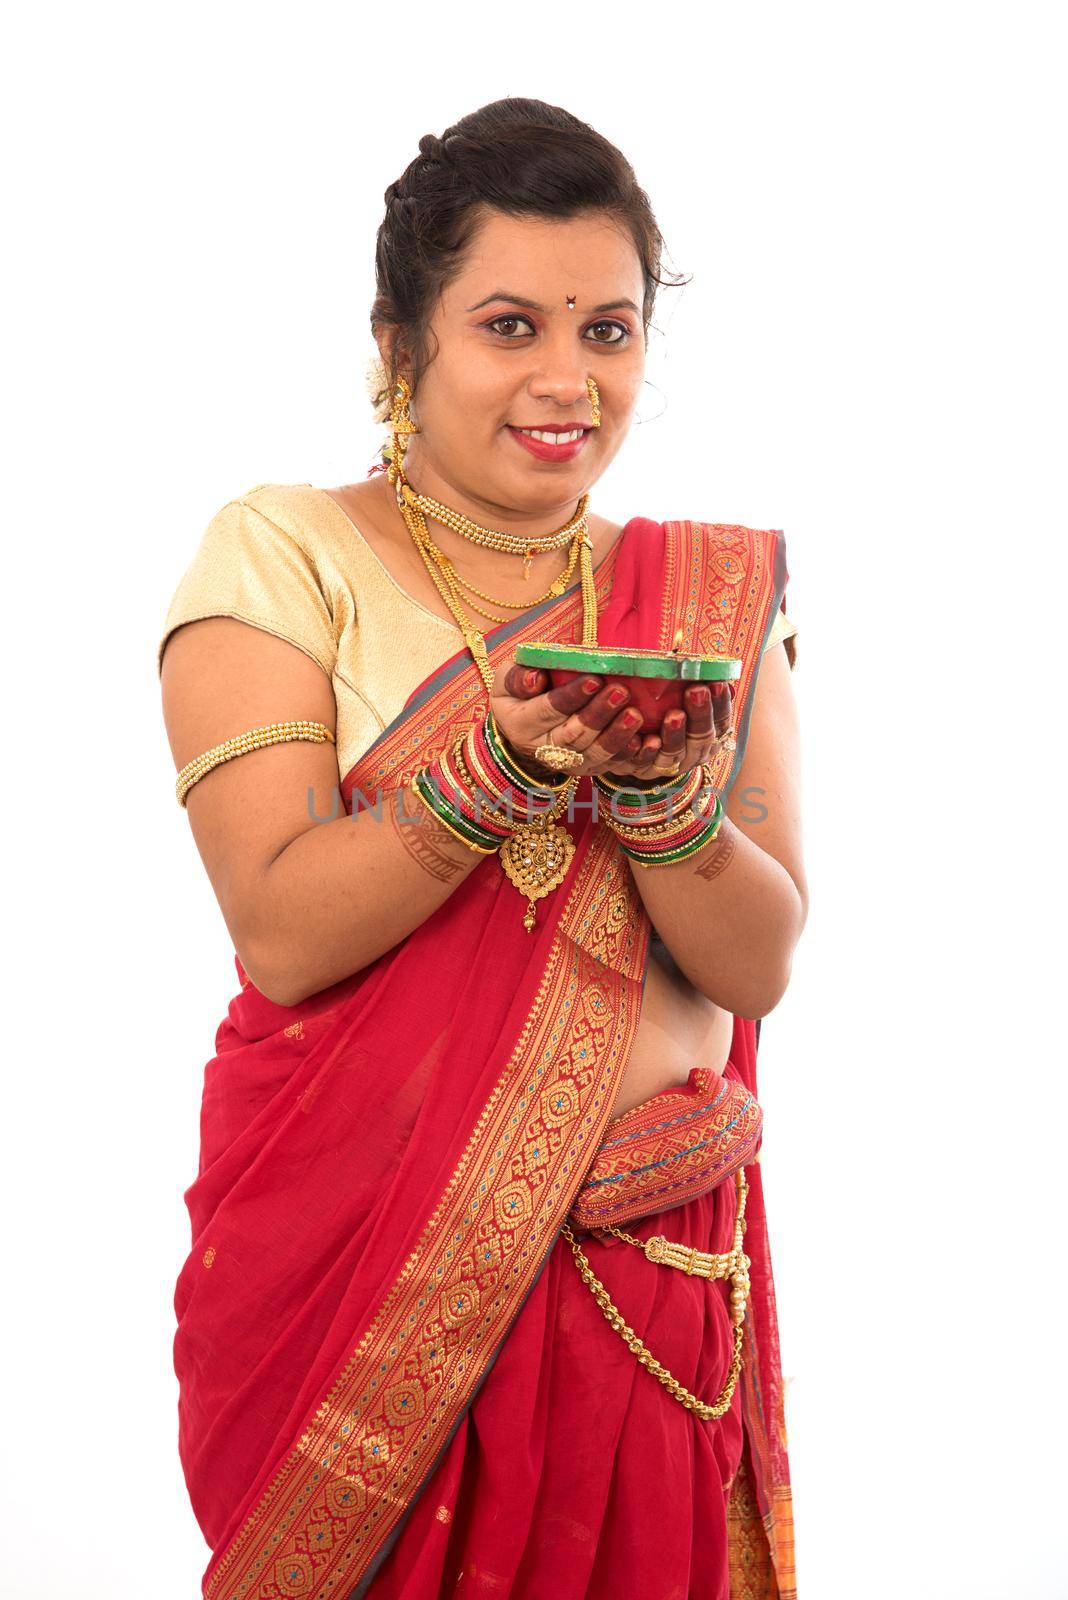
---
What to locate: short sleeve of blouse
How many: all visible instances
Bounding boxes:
[157,492,338,678]
[764,603,798,667]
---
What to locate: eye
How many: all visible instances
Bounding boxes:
[486,314,536,339]
[585,320,629,345]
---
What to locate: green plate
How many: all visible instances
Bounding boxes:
[514,641,742,682]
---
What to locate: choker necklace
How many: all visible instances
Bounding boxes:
[401,483,588,582]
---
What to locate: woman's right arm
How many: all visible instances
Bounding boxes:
[161,615,486,1006]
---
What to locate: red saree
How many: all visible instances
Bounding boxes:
[174,514,796,1599]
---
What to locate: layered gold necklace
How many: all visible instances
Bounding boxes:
[383,376,600,686]
[383,374,600,921]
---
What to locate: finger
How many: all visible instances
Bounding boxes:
[640,709,688,776]
[594,705,646,761]
[629,732,663,770]
[494,661,601,708]
[658,708,687,758]
[502,663,549,698]
[552,682,635,749]
[711,681,733,739]
[536,672,610,726]
[684,685,714,741]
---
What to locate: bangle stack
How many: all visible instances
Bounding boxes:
[593,763,726,868]
[408,710,579,932]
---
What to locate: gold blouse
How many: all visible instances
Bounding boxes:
[157,483,799,784]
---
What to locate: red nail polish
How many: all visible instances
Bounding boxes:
[582,678,600,694]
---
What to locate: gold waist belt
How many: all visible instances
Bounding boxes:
[559,1164,751,1422]
[558,1067,758,1422]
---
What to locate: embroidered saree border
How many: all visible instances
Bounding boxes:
[568,1076,763,1229]
[658,520,788,803]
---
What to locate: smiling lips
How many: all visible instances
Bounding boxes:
[506,424,591,462]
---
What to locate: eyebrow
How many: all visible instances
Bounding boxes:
[465,290,642,316]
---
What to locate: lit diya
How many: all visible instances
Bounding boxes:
[514,634,741,737]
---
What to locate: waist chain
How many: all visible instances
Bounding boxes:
[559,1165,751,1422]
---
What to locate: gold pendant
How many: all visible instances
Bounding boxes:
[499,817,576,932]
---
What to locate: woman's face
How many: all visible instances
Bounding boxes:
[387,207,647,524]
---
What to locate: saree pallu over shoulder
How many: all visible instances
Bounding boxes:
[176,517,796,1599]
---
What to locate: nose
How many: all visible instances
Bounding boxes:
[524,325,594,410]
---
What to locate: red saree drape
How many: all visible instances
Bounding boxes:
[174,515,796,1599]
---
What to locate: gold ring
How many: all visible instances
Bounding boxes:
[534,729,584,772]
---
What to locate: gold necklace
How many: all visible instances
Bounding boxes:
[388,467,601,928]
[385,379,600,927]
[415,528,581,626]
[396,482,596,928]
[402,482,589,579]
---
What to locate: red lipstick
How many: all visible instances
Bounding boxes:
[506,425,591,463]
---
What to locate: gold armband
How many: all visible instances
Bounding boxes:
[175,720,335,807]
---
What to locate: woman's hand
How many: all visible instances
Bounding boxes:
[489,658,736,784]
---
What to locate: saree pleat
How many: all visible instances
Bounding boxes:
[175,514,796,1600]
[363,1173,744,1598]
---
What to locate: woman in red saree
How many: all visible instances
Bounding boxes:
[159,100,806,1599]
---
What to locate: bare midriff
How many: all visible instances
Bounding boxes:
[606,938,733,1122]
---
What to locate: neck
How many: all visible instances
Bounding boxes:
[373,457,591,591]
[399,443,586,535]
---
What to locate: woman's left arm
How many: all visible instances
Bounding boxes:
[626,641,809,1019]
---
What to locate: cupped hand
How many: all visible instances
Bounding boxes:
[489,658,736,783]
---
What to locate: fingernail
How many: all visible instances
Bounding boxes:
[582,678,601,694]
[525,671,539,689]
[712,682,726,699]
[608,687,627,706]
[622,710,642,728]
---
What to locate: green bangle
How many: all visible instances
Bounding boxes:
[619,793,725,868]
[593,768,692,801]
[484,708,570,794]
[410,769,502,854]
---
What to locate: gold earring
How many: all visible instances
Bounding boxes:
[586,377,602,429]
[384,374,421,485]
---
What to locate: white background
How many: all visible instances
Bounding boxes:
[3,3,1065,1596]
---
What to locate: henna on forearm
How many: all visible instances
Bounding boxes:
[387,782,472,883]
[693,817,738,882]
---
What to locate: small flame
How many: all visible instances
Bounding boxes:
[671,628,685,655]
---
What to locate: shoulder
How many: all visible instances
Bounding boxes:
[157,482,346,679]
[224,482,348,560]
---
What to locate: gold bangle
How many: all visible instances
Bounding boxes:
[485,707,570,792]
[452,735,519,840]
[175,720,335,807]
[605,787,719,843]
